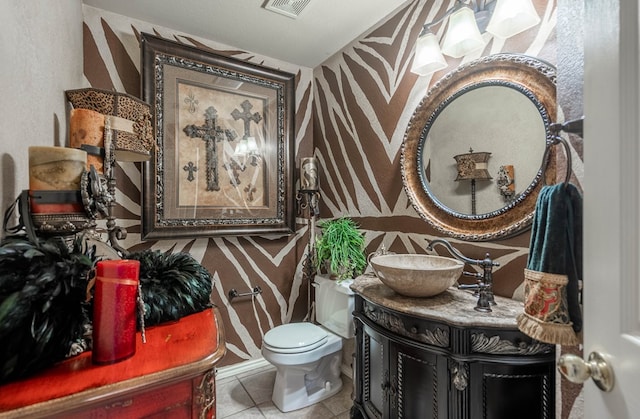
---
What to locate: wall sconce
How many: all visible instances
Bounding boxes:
[411,0,541,76]
[296,156,321,321]
[299,156,319,192]
[454,148,492,215]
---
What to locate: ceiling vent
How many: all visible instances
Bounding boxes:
[263,0,311,19]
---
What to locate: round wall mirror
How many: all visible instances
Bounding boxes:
[402,54,557,241]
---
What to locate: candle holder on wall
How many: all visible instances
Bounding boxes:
[296,156,321,322]
[297,188,320,274]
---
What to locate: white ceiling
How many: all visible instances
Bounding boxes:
[82,0,412,68]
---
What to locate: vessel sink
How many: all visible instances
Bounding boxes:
[369,254,464,298]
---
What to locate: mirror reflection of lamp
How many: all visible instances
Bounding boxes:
[234,136,261,167]
[229,132,262,190]
[454,148,492,215]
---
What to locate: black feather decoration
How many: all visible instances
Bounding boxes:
[127,249,213,327]
[0,235,96,384]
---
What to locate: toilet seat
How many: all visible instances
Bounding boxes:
[263,323,328,354]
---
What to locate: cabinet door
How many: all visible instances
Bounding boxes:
[390,339,448,419]
[469,361,555,419]
[360,323,388,419]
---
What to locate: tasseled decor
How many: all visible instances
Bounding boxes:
[0,236,96,384]
[0,236,213,384]
[127,249,213,328]
[517,183,582,345]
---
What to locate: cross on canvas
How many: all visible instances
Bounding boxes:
[177,83,267,208]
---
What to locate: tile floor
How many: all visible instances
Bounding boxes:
[216,364,353,418]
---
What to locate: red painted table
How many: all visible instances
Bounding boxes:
[0,308,226,418]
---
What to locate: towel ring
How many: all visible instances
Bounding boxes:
[542,116,583,186]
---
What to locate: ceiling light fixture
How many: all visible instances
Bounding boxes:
[441,6,485,58]
[410,0,541,77]
[486,0,542,38]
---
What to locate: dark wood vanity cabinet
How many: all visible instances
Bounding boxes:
[351,277,556,419]
[359,321,449,418]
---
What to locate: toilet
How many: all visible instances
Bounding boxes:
[261,275,355,412]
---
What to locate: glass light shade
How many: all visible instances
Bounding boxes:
[486,0,541,39]
[246,137,258,152]
[234,139,248,156]
[441,7,485,58]
[411,32,448,76]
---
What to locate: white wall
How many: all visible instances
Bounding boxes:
[0,0,84,221]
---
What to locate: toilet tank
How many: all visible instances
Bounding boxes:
[315,275,355,339]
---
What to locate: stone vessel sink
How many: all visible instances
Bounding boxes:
[369,254,464,298]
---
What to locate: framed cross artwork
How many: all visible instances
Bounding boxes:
[140,33,295,239]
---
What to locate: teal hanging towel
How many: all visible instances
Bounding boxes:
[517,183,582,345]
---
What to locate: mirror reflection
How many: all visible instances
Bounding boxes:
[423,84,547,216]
[402,53,557,241]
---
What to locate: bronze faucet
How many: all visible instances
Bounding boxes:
[427,238,500,312]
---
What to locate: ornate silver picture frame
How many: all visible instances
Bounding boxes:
[141,33,295,239]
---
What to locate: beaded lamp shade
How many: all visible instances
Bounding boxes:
[453,148,493,181]
[66,88,154,162]
[453,148,492,215]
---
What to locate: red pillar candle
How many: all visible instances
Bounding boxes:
[92,260,140,365]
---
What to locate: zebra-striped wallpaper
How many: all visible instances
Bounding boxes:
[82,5,316,367]
[313,0,563,298]
[83,1,582,415]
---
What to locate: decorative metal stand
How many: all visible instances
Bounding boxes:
[78,119,128,256]
[297,188,320,322]
[103,119,128,255]
[66,87,154,257]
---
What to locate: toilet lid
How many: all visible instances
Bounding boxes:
[263,323,328,354]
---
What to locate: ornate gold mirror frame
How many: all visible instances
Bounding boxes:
[402,54,557,241]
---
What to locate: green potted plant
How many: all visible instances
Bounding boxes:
[314,217,367,282]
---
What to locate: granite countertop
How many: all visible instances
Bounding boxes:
[351,273,525,329]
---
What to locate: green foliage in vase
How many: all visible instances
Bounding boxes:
[315,217,366,282]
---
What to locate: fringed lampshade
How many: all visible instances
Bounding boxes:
[66,88,154,163]
[454,148,492,214]
[454,148,493,181]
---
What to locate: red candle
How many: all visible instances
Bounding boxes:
[92,260,140,364]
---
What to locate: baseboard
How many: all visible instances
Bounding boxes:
[215,356,354,381]
[341,363,353,380]
[215,357,271,380]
